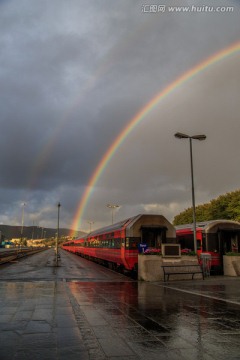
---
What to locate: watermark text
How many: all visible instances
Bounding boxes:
[141,4,234,13]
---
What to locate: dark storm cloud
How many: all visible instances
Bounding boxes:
[0,0,239,230]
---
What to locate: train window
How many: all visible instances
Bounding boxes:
[121,238,125,248]
[177,235,194,251]
[202,234,206,251]
[207,234,218,252]
[126,238,129,248]
[115,238,121,249]
[130,240,137,249]
[197,240,201,250]
[129,237,140,250]
[142,228,166,248]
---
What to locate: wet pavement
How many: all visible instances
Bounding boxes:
[0,248,240,359]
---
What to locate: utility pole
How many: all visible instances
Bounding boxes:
[56,202,61,266]
[87,221,94,232]
[20,203,26,246]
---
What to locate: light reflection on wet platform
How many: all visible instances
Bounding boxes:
[0,248,240,359]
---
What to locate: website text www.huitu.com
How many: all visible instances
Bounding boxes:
[141,4,235,13]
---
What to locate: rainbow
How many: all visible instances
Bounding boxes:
[70,41,240,235]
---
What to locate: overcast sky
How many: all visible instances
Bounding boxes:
[0,0,240,233]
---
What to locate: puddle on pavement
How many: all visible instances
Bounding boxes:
[136,318,169,333]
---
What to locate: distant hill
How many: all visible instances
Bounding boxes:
[0,225,86,240]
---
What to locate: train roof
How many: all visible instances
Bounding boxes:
[86,213,171,238]
[87,215,139,237]
[175,221,213,230]
[175,219,240,232]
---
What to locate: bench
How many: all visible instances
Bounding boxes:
[162,264,204,282]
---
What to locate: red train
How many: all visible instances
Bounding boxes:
[62,214,176,273]
[175,220,240,274]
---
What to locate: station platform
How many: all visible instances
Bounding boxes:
[0,248,240,359]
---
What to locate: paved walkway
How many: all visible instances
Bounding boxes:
[1,248,240,359]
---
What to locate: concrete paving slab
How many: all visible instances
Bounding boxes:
[1,248,240,359]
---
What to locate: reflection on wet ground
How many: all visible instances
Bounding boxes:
[1,249,240,359]
[69,280,240,359]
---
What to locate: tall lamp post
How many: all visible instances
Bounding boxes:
[56,202,61,266]
[174,132,206,254]
[107,204,119,224]
[20,203,26,246]
[87,221,94,232]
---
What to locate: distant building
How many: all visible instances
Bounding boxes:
[11,239,21,246]
[27,239,45,247]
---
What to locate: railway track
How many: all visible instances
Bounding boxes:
[0,248,47,265]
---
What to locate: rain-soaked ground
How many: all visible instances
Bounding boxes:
[0,248,240,359]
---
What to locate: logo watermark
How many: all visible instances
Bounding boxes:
[141,4,234,13]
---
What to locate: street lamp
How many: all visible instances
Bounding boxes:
[20,203,26,245]
[174,132,206,254]
[87,221,94,232]
[106,204,119,224]
[56,202,61,266]
[31,221,35,240]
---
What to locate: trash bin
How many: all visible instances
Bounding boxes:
[200,253,212,277]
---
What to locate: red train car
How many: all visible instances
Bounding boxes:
[175,220,240,274]
[62,214,176,273]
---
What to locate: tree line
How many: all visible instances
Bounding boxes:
[173,189,240,225]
